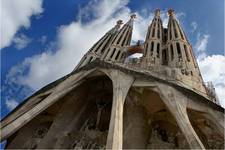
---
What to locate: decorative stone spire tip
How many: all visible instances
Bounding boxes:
[116,20,123,27]
[130,14,137,20]
[155,9,160,16]
[168,9,175,16]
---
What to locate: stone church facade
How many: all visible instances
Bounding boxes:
[1,9,224,149]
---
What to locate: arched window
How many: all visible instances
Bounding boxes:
[170,44,174,60]
[117,28,127,45]
[176,42,182,58]
[184,44,190,61]
[122,29,129,46]
[173,21,178,38]
[169,22,172,40]
[152,28,155,37]
[157,29,160,39]
[157,43,160,58]
[144,43,149,56]
[177,22,184,40]
[151,42,154,56]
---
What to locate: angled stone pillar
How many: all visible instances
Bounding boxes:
[154,84,205,149]
[106,70,134,149]
[37,85,88,149]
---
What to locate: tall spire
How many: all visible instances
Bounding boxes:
[141,9,163,67]
[166,9,205,92]
[74,20,122,69]
[167,9,197,68]
[103,14,136,62]
[110,14,136,47]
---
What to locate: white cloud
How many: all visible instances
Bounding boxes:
[194,31,225,108]
[194,33,210,60]
[198,55,225,107]
[195,33,210,52]
[13,34,31,50]
[190,21,198,32]
[5,99,19,110]
[1,0,43,49]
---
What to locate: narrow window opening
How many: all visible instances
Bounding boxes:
[152,28,155,37]
[176,42,182,58]
[170,44,174,60]
[162,49,168,65]
[126,34,132,45]
[177,22,184,40]
[173,21,178,38]
[117,28,127,45]
[157,43,160,58]
[89,56,93,63]
[93,36,106,52]
[184,44,190,61]
[101,36,112,53]
[115,51,121,60]
[145,43,149,56]
[169,22,172,40]
[146,29,150,40]
[157,29,160,39]
[122,29,129,46]
[151,42,154,56]
[110,48,116,58]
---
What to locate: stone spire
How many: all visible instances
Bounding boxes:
[75,20,123,69]
[142,9,163,66]
[103,14,136,62]
[167,9,205,91]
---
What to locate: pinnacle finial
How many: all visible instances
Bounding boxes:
[130,14,137,20]
[168,9,175,16]
[117,20,123,25]
[155,9,160,17]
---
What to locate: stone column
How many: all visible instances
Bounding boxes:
[123,95,149,149]
[154,84,205,149]
[106,70,134,149]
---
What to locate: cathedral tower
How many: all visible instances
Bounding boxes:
[103,14,135,62]
[142,9,163,66]
[75,20,123,69]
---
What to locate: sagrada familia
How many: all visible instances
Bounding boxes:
[1,9,224,149]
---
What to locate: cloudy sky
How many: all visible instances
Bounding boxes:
[1,0,225,120]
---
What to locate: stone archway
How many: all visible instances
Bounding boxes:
[187,108,225,149]
[123,87,189,149]
[42,74,114,149]
[5,71,114,149]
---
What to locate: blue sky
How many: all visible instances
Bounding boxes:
[0,0,224,137]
